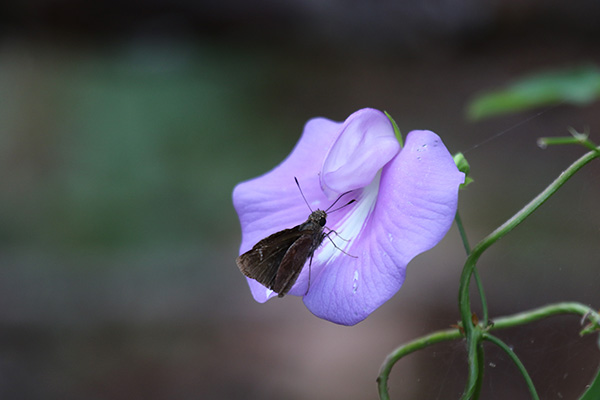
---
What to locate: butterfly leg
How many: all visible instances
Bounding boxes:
[324,227,350,242]
[323,231,358,258]
[304,254,313,296]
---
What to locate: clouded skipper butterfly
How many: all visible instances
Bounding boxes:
[236,178,354,297]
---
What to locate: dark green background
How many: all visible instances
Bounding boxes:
[1,1,599,399]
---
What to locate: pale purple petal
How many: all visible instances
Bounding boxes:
[233,107,464,325]
[233,117,344,302]
[303,130,464,325]
[320,108,400,199]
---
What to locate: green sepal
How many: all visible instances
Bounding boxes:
[384,111,403,148]
[453,152,473,189]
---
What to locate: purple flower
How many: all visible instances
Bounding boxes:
[233,108,464,325]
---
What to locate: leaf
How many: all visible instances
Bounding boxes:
[579,363,600,400]
[467,65,600,120]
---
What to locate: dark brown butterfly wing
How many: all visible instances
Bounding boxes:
[236,210,328,297]
[236,227,303,290]
[236,224,326,296]
[272,233,315,296]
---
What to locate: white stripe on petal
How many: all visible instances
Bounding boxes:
[316,171,381,264]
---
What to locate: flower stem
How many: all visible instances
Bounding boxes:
[491,302,600,334]
[460,329,484,400]
[377,327,462,400]
[483,334,540,400]
[459,147,599,337]
[378,147,599,400]
[457,146,600,399]
[455,211,489,326]
[454,211,471,255]
[377,302,600,400]
[473,343,485,400]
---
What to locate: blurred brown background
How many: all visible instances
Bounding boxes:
[1,0,599,399]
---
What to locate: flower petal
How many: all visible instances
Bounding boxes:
[303,130,465,325]
[320,108,400,199]
[233,116,345,302]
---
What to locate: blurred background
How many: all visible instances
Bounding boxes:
[1,0,599,399]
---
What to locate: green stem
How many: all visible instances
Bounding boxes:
[459,147,599,337]
[458,147,599,398]
[472,343,485,400]
[491,302,600,334]
[461,339,485,400]
[377,328,462,400]
[377,302,600,400]
[454,211,472,255]
[483,334,540,400]
[460,328,483,400]
[379,146,599,400]
[455,211,489,326]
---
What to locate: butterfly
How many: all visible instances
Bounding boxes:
[236,178,355,297]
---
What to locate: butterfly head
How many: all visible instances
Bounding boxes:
[309,209,327,227]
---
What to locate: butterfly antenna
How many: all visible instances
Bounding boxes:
[325,189,354,212]
[328,199,355,214]
[294,177,313,212]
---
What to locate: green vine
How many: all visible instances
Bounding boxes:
[378,136,600,400]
